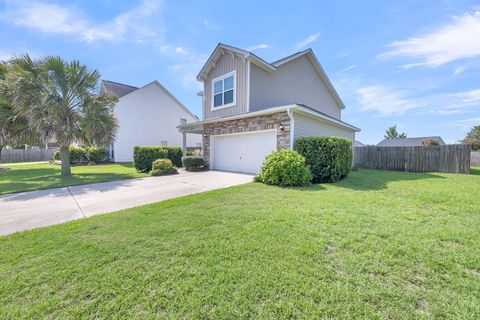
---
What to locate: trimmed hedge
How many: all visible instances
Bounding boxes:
[86,147,109,163]
[181,156,205,171]
[255,149,311,187]
[133,146,182,172]
[54,146,108,164]
[294,136,352,183]
[150,159,177,176]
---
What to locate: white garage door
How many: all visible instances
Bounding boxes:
[211,130,277,174]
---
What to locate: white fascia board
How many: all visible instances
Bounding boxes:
[178,104,360,133]
[294,106,361,132]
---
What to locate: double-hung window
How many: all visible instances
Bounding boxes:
[212,71,236,109]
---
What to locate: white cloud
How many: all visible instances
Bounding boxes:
[454,66,467,75]
[161,46,208,90]
[356,86,418,116]
[355,84,480,117]
[0,50,14,61]
[294,33,320,50]
[175,47,190,54]
[378,11,480,68]
[246,44,269,51]
[0,0,163,43]
[453,117,480,130]
[336,64,356,73]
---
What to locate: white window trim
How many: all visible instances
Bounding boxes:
[211,70,236,111]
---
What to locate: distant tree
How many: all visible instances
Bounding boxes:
[8,54,118,176]
[462,125,480,150]
[422,139,439,146]
[384,125,407,139]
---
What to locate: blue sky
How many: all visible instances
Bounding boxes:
[1,0,480,144]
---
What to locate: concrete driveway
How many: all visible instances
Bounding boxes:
[0,170,253,236]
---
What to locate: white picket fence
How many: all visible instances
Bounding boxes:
[0,148,58,163]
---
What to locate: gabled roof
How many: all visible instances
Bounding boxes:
[377,136,446,147]
[197,43,275,81]
[102,80,198,120]
[101,80,138,97]
[354,140,365,147]
[196,43,345,109]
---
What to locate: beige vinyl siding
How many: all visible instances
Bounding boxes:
[293,113,355,145]
[204,53,248,120]
[250,55,341,119]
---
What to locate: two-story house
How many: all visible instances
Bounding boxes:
[179,43,360,174]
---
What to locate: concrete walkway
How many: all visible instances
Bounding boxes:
[0,170,253,236]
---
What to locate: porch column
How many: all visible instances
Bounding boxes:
[182,130,187,156]
[180,119,187,157]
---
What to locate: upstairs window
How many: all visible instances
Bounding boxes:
[212,71,236,109]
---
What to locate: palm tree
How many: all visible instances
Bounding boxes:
[0,62,38,159]
[8,55,118,176]
[384,125,407,139]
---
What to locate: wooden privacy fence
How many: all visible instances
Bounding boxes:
[0,148,58,163]
[472,152,480,166]
[354,145,471,173]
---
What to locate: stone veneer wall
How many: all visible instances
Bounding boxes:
[202,111,290,165]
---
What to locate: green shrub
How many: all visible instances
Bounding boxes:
[150,159,177,176]
[86,147,109,163]
[54,146,87,164]
[159,146,183,167]
[255,149,311,187]
[54,146,108,164]
[181,156,205,171]
[186,148,201,156]
[69,146,88,164]
[133,146,182,172]
[294,136,352,183]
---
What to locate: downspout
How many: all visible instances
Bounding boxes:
[287,108,295,150]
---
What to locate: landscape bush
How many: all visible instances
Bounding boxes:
[133,146,182,172]
[54,146,108,164]
[150,159,177,176]
[186,148,201,156]
[255,149,311,187]
[294,136,352,183]
[86,147,109,163]
[181,156,206,171]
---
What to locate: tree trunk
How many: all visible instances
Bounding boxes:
[60,146,71,176]
[0,145,3,162]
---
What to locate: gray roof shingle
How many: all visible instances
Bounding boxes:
[102,80,138,97]
[377,136,446,147]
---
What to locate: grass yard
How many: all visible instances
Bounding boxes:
[1,168,480,319]
[0,162,147,195]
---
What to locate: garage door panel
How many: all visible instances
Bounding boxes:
[211,130,277,174]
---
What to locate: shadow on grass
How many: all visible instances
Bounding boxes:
[0,163,145,197]
[299,169,446,191]
[470,167,480,175]
[115,162,136,169]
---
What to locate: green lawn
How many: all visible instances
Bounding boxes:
[0,162,147,195]
[1,169,480,319]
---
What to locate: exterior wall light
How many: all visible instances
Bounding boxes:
[279,123,285,131]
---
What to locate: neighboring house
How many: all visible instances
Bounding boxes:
[178,43,360,174]
[102,80,201,162]
[354,140,365,147]
[377,136,446,147]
